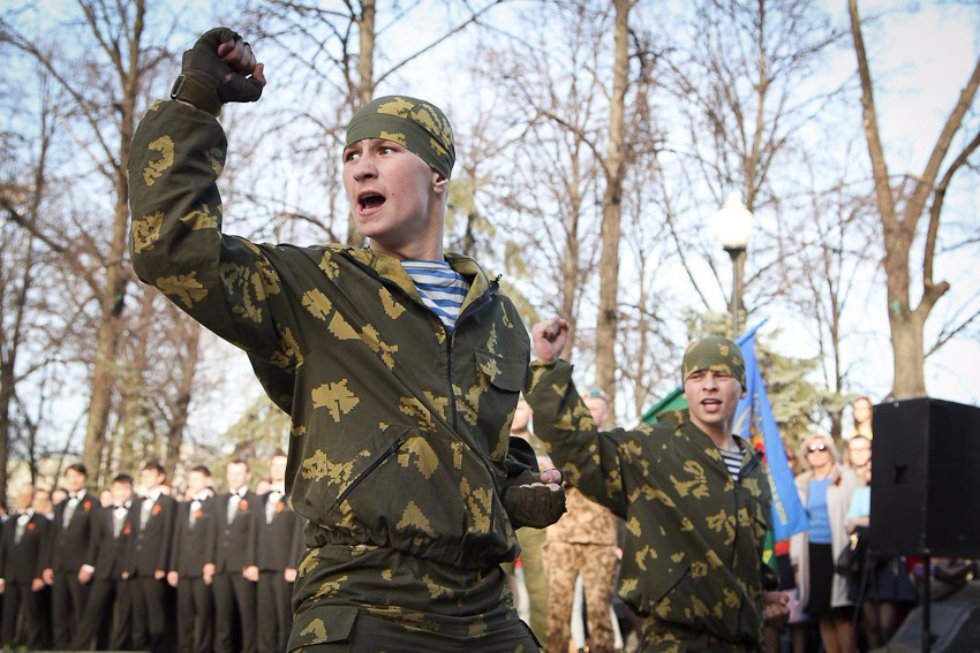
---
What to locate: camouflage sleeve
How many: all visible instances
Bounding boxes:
[128,100,298,366]
[525,359,635,518]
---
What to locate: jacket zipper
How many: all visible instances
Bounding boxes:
[730,451,762,632]
[335,436,405,506]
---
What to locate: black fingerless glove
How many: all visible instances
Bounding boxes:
[171,27,263,116]
[503,469,567,529]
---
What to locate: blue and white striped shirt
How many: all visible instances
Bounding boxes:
[401,259,469,331]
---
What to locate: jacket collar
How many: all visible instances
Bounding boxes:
[340,247,496,313]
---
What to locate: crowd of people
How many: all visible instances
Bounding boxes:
[0,453,303,652]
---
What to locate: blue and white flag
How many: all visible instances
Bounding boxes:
[735,322,808,540]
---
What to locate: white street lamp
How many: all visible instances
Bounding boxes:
[710,193,754,337]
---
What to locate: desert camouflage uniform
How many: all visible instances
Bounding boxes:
[544,487,619,652]
[526,360,777,652]
[128,100,543,651]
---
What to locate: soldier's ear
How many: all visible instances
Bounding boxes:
[432,171,449,195]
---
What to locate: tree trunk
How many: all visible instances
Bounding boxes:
[595,0,631,421]
[166,319,201,476]
[347,0,376,247]
[849,0,977,399]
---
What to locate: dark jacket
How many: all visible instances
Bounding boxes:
[169,497,215,578]
[255,491,305,572]
[0,512,49,583]
[208,491,259,573]
[127,493,177,576]
[45,490,100,573]
[86,502,134,580]
[527,360,778,649]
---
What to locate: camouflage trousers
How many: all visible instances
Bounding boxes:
[288,608,539,652]
[640,620,763,652]
[542,542,618,653]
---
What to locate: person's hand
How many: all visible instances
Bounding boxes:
[172,27,266,115]
[167,571,179,588]
[31,578,45,592]
[42,568,54,585]
[531,317,569,363]
[78,567,93,584]
[154,569,166,580]
[203,563,215,586]
[503,469,566,529]
[243,565,259,582]
[284,568,297,583]
[121,570,129,580]
[762,591,793,627]
[0,579,5,595]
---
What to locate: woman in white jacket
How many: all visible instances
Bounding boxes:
[791,433,861,653]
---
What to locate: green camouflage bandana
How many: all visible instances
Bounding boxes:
[345,95,455,179]
[681,336,746,388]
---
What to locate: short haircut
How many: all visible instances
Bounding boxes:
[272,450,288,459]
[65,463,88,477]
[190,465,212,477]
[228,459,249,470]
[142,460,166,475]
[112,473,134,486]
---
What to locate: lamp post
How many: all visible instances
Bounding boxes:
[710,193,754,338]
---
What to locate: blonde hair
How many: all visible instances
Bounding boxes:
[800,433,840,468]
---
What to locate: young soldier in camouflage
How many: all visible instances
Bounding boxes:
[528,319,791,652]
[129,27,564,652]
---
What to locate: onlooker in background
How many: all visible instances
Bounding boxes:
[844,436,916,649]
[36,488,55,519]
[72,474,136,651]
[169,464,217,653]
[255,451,305,653]
[208,459,260,653]
[543,388,621,653]
[501,398,550,643]
[43,463,101,649]
[0,484,49,649]
[128,461,178,653]
[850,397,873,441]
[792,434,860,653]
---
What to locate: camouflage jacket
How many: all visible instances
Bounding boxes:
[527,360,777,648]
[128,101,536,577]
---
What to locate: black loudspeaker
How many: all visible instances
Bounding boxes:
[869,397,980,558]
[871,582,980,653]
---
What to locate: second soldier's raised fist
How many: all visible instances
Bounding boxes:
[171,27,266,116]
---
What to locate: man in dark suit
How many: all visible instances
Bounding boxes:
[72,473,136,650]
[208,459,259,653]
[256,451,305,653]
[42,462,100,648]
[0,484,49,649]
[127,461,177,652]
[168,465,216,653]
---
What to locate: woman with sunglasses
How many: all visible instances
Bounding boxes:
[791,434,861,653]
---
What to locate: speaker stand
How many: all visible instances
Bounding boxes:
[923,554,934,652]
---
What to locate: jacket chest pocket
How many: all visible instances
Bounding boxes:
[470,348,526,460]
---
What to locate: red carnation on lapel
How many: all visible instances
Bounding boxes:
[239,499,249,512]
[123,523,132,535]
[275,500,285,514]
[27,521,36,532]
[193,509,204,521]
[82,500,92,511]
[151,503,162,516]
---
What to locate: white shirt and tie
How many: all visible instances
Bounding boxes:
[265,486,285,524]
[140,488,163,529]
[189,492,210,526]
[112,501,131,539]
[15,509,34,544]
[63,490,87,526]
[227,488,247,524]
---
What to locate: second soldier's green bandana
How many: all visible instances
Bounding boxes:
[345,95,456,179]
[681,336,746,389]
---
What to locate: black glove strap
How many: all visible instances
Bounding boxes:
[171,74,222,116]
